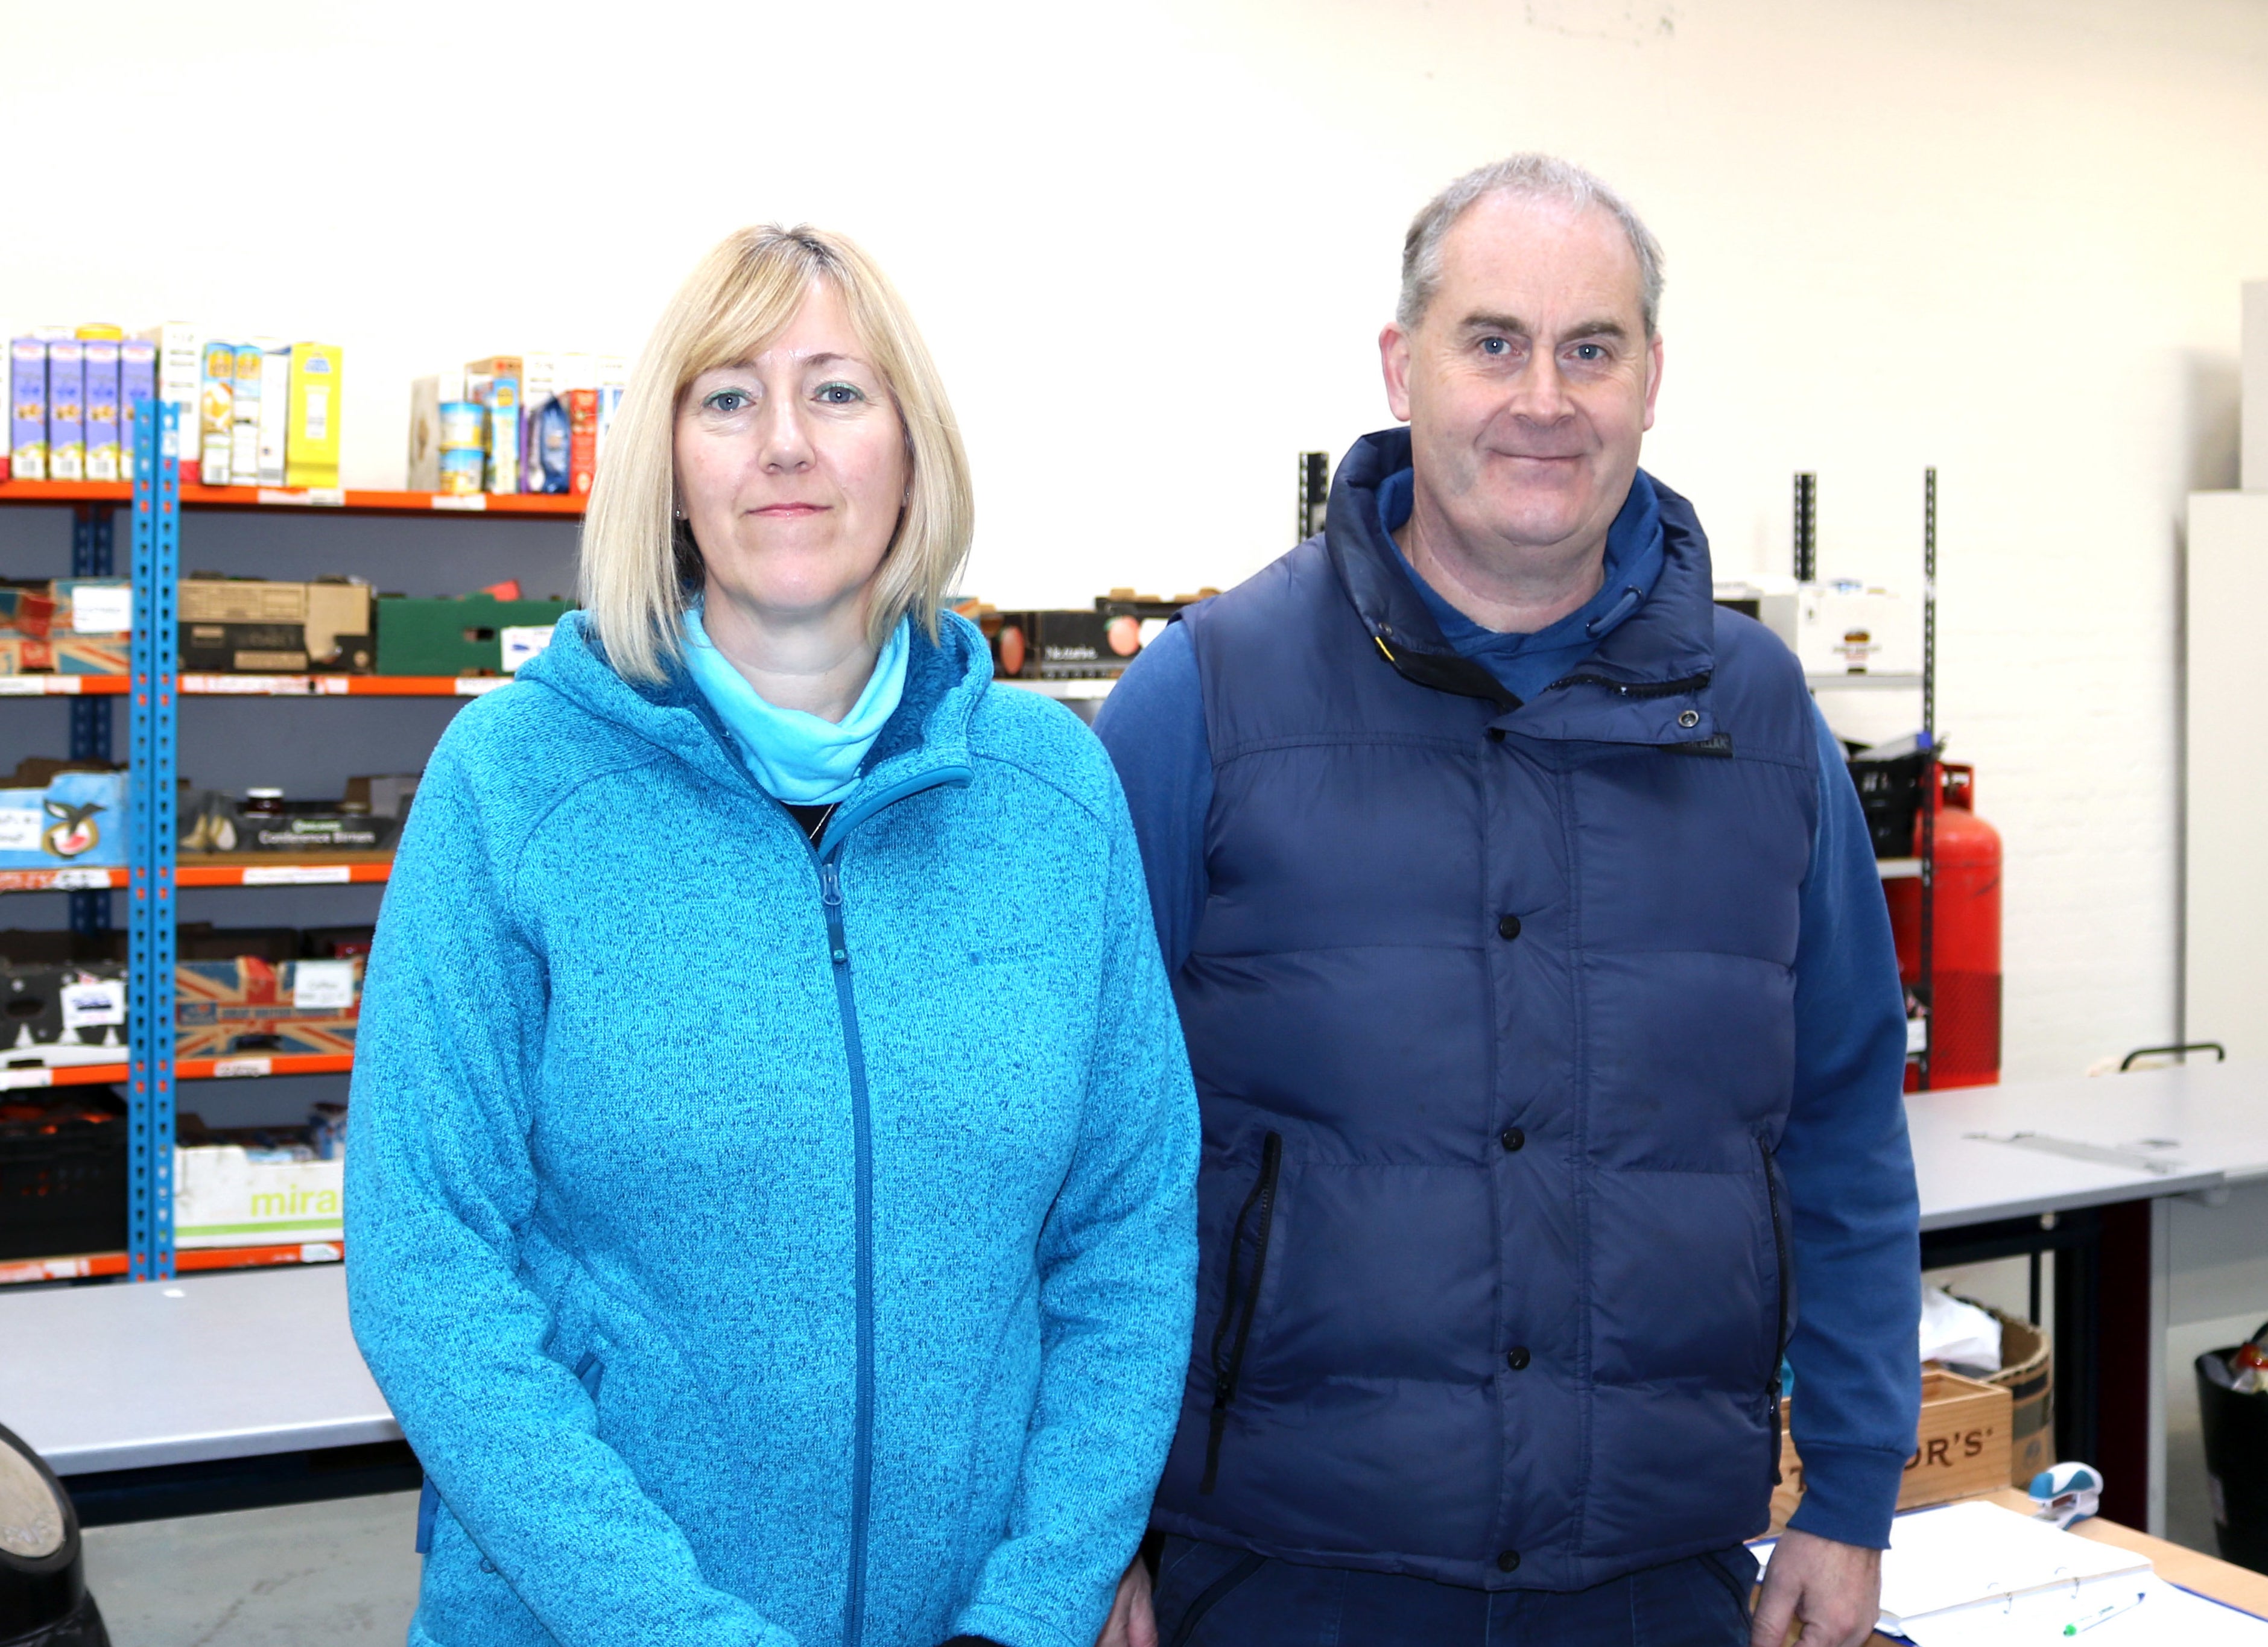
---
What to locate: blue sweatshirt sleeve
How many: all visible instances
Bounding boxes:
[1089,622,1210,976]
[1779,706,1924,1549]
[949,773,1200,1647]
[344,747,795,1647]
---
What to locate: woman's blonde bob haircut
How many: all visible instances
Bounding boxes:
[580,224,974,684]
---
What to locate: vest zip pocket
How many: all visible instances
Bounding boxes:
[1760,1136,1792,1487]
[1200,1131,1282,1494]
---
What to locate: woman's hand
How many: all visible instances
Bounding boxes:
[1095,1553,1156,1647]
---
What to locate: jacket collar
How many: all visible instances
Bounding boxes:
[521,609,986,846]
[1323,427,1723,747]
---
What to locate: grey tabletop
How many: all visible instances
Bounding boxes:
[1907,1060,2267,1231]
[0,1263,398,1474]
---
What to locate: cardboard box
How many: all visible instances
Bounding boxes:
[8,340,46,482]
[177,578,373,673]
[197,338,236,485]
[44,340,83,482]
[173,1145,343,1248]
[284,344,343,488]
[229,343,264,485]
[405,373,446,491]
[518,352,557,490]
[81,340,121,481]
[0,581,57,636]
[118,340,156,478]
[981,609,1144,678]
[230,805,396,853]
[0,636,129,675]
[133,322,202,469]
[256,346,290,486]
[375,593,574,675]
[1766,1369,2012,1535]
[0,763,127,870]
[175,955,363,1061]
[1796,580,1922,677]
[0,961,128,1067]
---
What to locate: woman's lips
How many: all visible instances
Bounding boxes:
[752,502,827,516]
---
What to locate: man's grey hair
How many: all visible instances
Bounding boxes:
[1398,154,1666,336]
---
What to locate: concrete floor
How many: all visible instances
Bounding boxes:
[81,1490,420,1647]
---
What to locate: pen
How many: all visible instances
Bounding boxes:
[2063,1590,2146,1635]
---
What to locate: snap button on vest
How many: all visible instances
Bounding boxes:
[1500,1127,1525,1152]
[1498,1549,1521,1572]
[1677,709,1700,728]
[1506,1347,1530,1371]
[1497,914,1521,941]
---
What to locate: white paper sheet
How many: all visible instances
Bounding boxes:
[1901,1576,2268,1645]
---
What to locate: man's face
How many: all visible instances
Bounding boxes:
[1381,192,1662,558]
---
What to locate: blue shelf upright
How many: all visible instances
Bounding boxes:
[126,402,180,1281]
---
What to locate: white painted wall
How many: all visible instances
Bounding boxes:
[5,0,2266,1078]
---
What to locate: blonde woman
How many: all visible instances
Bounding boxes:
[346,226,1198,1647]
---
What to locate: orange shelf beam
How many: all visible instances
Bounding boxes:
[0,478,583,517]
[2,673,516,697]
[2,856,393,892]
[0,1239,342,1287]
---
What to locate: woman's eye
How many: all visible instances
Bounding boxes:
[703,390,749,413]
[816,381,864,405]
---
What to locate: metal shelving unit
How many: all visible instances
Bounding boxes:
[1,409,583,1285]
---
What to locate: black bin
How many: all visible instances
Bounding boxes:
[0,1418,107,1645]
[2196,1348,2268,1573]
[0,1092,126,1263]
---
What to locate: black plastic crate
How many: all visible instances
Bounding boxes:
[0,1091,128,1262]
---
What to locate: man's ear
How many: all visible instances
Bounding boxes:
[1641,329,1664,434]
[1380,321,1415,423]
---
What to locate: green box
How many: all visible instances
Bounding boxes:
[374,595,575,677]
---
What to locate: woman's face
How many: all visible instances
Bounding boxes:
[675,282,909,633]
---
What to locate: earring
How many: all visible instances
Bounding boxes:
[674,509,686,520]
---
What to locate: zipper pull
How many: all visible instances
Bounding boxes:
[819,860,842,908]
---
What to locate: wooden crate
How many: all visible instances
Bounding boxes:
[1981,1309,2053,1488]
[1764,1370,2013,1535]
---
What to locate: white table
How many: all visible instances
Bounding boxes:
[0,1263,397,1475]
[1908,1059,2268,1538]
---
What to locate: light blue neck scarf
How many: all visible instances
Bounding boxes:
[682,604,910,804]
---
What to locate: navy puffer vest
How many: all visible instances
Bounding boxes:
[1149,429,1822,1592]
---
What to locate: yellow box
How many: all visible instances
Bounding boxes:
[284,343,343,488]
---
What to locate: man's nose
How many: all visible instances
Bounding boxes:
[1506,355,1575,423]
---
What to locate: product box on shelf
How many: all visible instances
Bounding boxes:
[51,578,130,638]
[133,322,202,467]
[0,760,125,869]
[229,343,264,484]
[375,592,573,675]
[44,340,83,482]
[173,1142,343,1248]
[8,339,45,481]
[255,345,289,486]
[565,387,600,494]
[284,343,343,488]
[973,607,1144,679]
[178,788,397,853]
[178,576,373,673]
[0,580,56,635]
[176,953,363,1060]
[197,338,236,485]
[0,634,130,675]
[0,959,128,1066]
[118,339,156,478]
[405,371,448,491]
[81,340,121,481]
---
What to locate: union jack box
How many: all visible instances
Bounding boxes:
[174,955,363,1060]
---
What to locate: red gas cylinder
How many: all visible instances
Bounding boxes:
[1885,762,2002,1090]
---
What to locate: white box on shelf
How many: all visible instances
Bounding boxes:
[1795,579,1920,677]
[173,1145,344,1248]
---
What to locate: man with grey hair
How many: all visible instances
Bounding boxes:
[1095,155,1920,1646]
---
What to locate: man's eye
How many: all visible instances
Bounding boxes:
[817,381,864,405]
[703,390,748,413]
[1480,337,1510,356]
[1572,343,1606,362]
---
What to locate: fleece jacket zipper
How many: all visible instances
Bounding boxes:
[818,852,877,1647]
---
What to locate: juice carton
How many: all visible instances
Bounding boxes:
[198,339,236,485]
[8,340,45,482]
[45,340,84,482]
[518,352,557,490]
[284,344,343,489]
[133,323,201,469]
[256,346,290,485]
[118,340,155,477]
[229,344,264,484]
[466,355,521,493]
[81,340,121,481]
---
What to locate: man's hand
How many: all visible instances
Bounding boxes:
[1094,1552,1156,1647]
[1751,1528,1881,1646]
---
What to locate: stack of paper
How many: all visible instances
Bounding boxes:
[1759,1500,2268,1643]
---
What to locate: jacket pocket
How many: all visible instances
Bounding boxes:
[1758,1134,1793,1487]
[1200,1131,1282,1494]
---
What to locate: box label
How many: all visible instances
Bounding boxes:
[293,959,358,1009]
[71,584,132,633]
[61,978,126,1029]
[501,625,555,671]
[0,808,43,852]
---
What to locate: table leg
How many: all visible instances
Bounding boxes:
[2091,1198,2155,1528]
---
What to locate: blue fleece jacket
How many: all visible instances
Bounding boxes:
[346,610,1200,1647]
[1094,462,1917,1552]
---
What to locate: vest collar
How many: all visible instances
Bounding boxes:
[1323,427,1725,747]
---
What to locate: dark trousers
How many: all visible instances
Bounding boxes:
[1152,1535,1758,1647]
